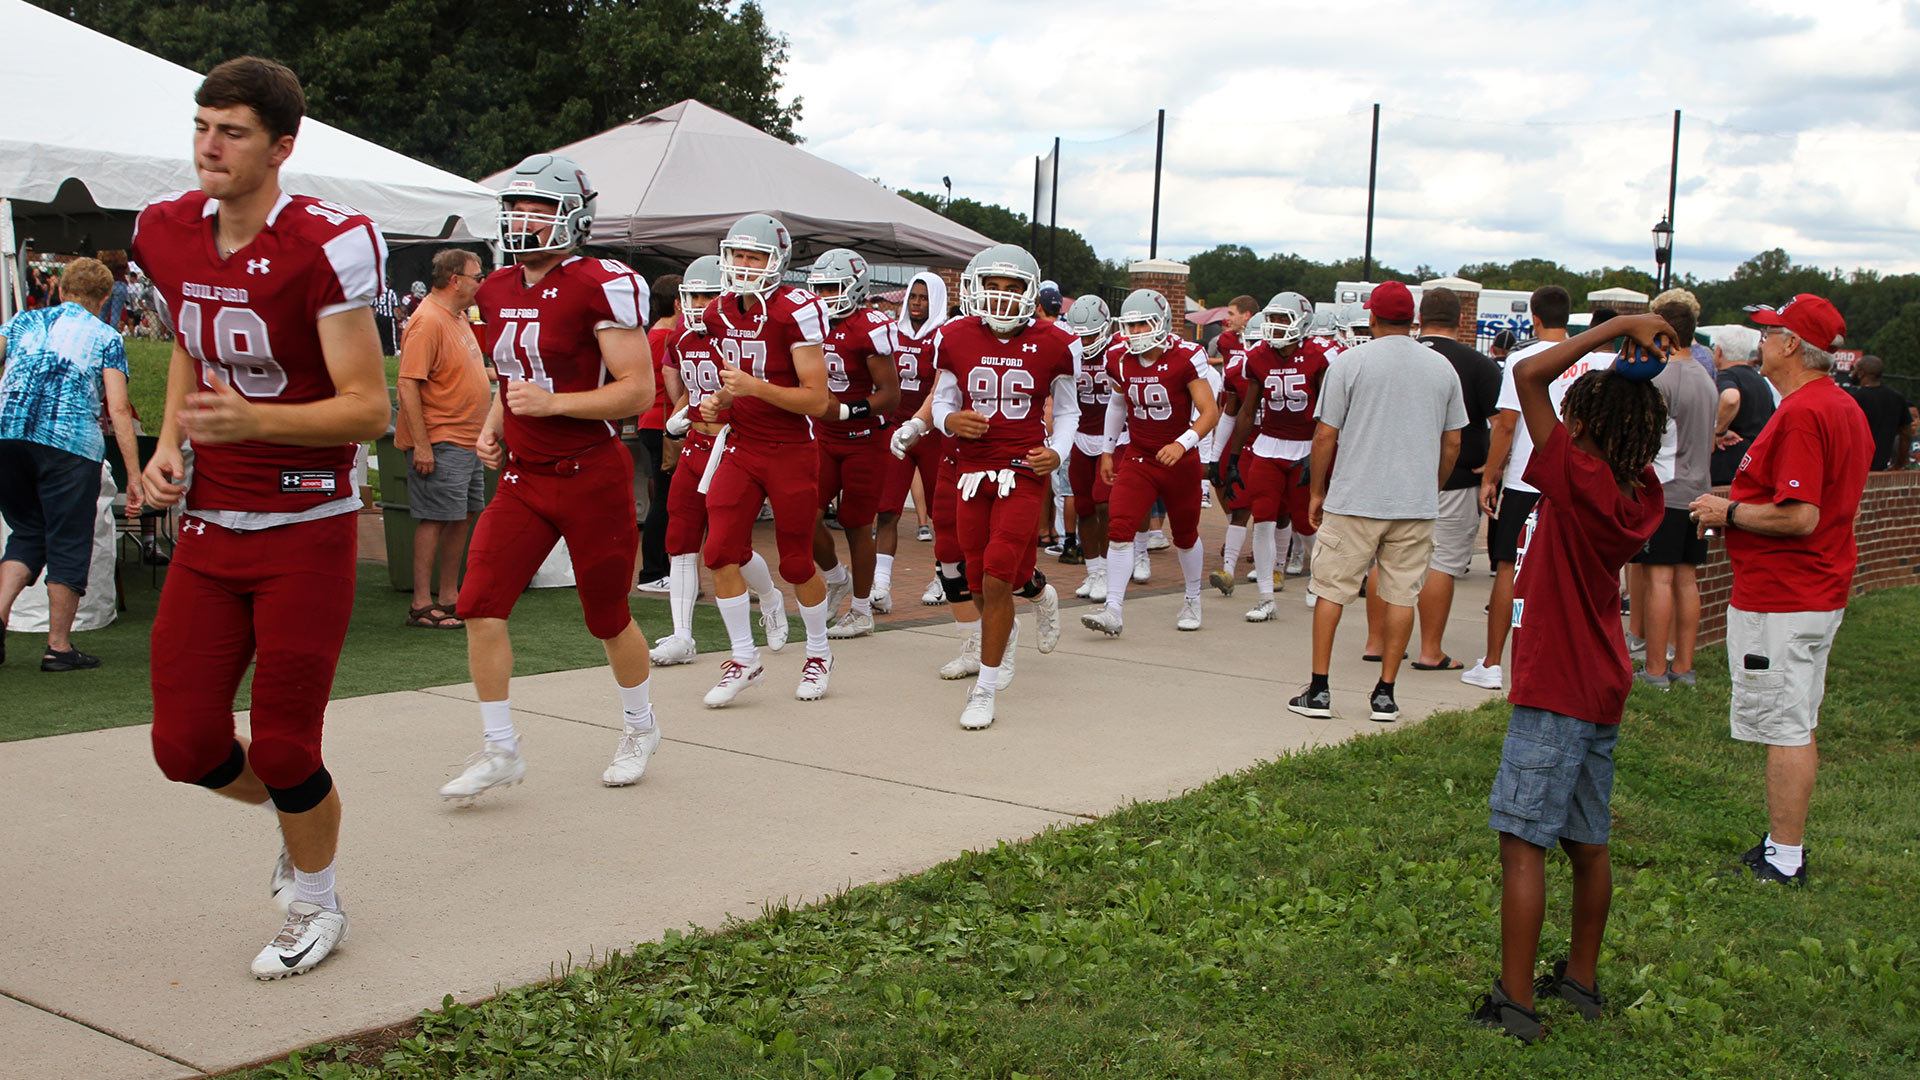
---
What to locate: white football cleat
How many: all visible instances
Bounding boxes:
[1209,569,1236,596]
[602,725,661,786]
[269,846,295,915]
[1176,597,1203,631]
[1132,550,1151,583]
[759,590,789,652]
[922,577,946,605]
[1461,658,1504,691]
[959,688,995,731]
[1246,599,1276,622]
[1088,568,1108,603]
[438,742,526,801]
[649,634,697,666]
[871,588,893,614]
[796,655,834,701]
[996,621,1018,689]
[940,631,981,679]
[1074,573,1094,598]
[1082,607,1124,637]
[704,660,765,707]
[1033,583,1060,654]
[251,901,348,980]
[1272,571,1287,592]
[1286,547,1307,576]
[826,610,875,639]
[823,575,853,620]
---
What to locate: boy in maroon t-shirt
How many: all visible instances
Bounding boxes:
[1472,313,1675,1043]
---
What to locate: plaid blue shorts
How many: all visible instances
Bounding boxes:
[1487,705,1618,849]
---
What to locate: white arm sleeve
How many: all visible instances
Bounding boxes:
[1209,414,1237,464]
[1102,391,1128,454]
[1048,374,1078,461]
[931,369,963,434]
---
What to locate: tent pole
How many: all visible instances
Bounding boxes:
[0,199,19,321]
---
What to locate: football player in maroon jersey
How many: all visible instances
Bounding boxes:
[1223,292,1331,622]
[873,272,948,611]
[1207,295,1259,595]
[134,57,390,979]
[1059,295,1116,604]
[649,255,789,666]
[438,154,659,801]
[697,215,838,706]
[1082,289,1221,638]
[805,249,899,639]
[930,245,1076,730]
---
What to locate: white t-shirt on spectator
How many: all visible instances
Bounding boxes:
[1494,340,1605,495]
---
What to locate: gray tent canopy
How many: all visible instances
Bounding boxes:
[486,100,992,268]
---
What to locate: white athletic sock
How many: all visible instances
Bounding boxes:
[851,595,872,616]
[974,664,1000,697]
[800,599,833,658]
[874,553,894,593]
[1765,834,1804,874]
[1149,529,1166,545]
[1134,531,1150,550]
[619,679,655,733]
[1253,521,1278,598]
[716,592,759,666]
[1176,543,1204,600]
[292,860,338,910]
[740,551,778,601]
[480,699,517,753]
[1054,499,1067,538]
[1222,524,1247,573]
[955,617,980,637]
[1106,541,1134,614]
[824,564,851,588]
[1087,555,1106,575]
[668,553,699,641]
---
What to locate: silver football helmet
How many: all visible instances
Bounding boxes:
[1117,289,1174,355]
[1243,312,1266,350]
[1340,301,1371,345]
[1307,306,1340,340]
[679,255,724,333]
[807,248,871,319]
[1062,294,1113,358]
[497,153,596,254]
[962,244,1040,332]
[719,213,793,299]
[1261,291,1314,348]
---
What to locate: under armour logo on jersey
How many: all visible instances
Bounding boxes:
[1021,343,1038,353]
[543,288,558,299]
[246,258,271,275]
[504,471,519,484]
[181,520,207,535]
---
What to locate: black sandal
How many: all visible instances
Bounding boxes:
[406,604,465,629]
[41,647,102,672]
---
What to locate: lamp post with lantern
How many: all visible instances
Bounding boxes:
[1652,217,1674,292]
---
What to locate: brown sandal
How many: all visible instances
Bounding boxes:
[406,604,465,629]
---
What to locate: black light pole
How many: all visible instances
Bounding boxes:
[1149,108,1165,260]
[1663,109,1681,288]
[1029,155,1042,255]
[1048,137,1060,280]
[941,175,952,213]
[1363,103,1380,282]
[1652,218,1673,291]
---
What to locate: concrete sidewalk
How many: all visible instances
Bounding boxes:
[0,577,1503,1078]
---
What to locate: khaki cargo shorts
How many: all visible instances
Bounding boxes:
[1308,512,1434,607]
[1725,606,1845,748]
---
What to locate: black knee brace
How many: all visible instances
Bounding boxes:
[939,561,973,604]
[193,739,248,790]
[1015,569,1048,599]
[266,766,334,815]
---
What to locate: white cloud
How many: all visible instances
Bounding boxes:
[758,0,1920,280]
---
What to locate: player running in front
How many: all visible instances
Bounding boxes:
[1061,295,1116,604]
[135,57,391,979]
[1207,298,1258,596]
[1223,292,1331,621]
[930,245,1076,730]
[438,154,659,800]
[806,249,900,638]
[698,215,838,706]
[648,255,790,666]
[1082,289,1220,636]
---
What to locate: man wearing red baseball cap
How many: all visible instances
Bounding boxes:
[1687,293,1873,889]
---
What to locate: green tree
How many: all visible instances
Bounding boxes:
[35,0,801,179]
[1866,299,1920,379]
[897,191,1124,296]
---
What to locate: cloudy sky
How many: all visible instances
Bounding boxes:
[758,0,1920,281]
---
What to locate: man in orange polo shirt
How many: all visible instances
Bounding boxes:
[396,248,493,628]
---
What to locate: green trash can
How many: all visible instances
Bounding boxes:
[375,433,499,594]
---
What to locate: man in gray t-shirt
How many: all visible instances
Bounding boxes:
[1289,282,1466,725]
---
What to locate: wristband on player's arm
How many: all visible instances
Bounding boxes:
[837,400,873,421]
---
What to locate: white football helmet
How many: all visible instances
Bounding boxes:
[1340,301,1372,344]
[1307,307,1340,340]
[963,244,1040,332]
[1243,312,1266,350]
[1261,291,1314,348]
[1062,294,1113,357]
[719,213,792,298]
[679,255,724,333]
[497,153,596,254]
[1118,289,1173,355]
[807,248,871,319]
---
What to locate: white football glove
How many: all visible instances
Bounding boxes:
[664,406,692,438]
[890,416,928,460]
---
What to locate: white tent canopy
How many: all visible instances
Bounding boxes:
[488,100,992,268]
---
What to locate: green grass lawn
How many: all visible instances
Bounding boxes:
[124,339,400,424]
[248,588,1919,1080]
[1,558,770,742]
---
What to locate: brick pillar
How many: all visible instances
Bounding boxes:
[1129,258,1192,340]
[1421,277,1483,347]
[935,267,963,316]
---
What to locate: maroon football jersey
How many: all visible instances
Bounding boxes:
[934,316,1078,469]
[821,308,897,439]
[1106,338,1211,453]
[891,324,939,425]
[1075,340,1117,436]
[131,189,386,514]
[476,256,646,463]
[669,322,726,418]
[1244,338,1332,441]
[1217,328,1249,371]
[700,287,831,444]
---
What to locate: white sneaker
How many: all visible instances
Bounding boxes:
[1246,599,1275,622]
[1286,547,1307,576]
[1082,607,1124,637]
[1146,530,1170,551]
[1176,597,1203,631]
[704,660,765,707]
[602,725,661,786]
[872,588,893,614]
[1075,573,1094,598]
[1625,631,1647,660]
[759,590,789,652]
[941,631,981,679]
[649,635,697,666]
[997,621,1018,690]
[1461,658,1503,691]
[269,847,295,915]
[824,575,853,619]
[796,655,833,700]
[438,742,526,801]
[1088,567,1108,603]
[826,610,875,639]
[635,576,671,594]
[917,524,933,542]
[922,577,947,605]
[1033,583,1060,654]
[251,901,348,979]
[1132,551,1151,583]
[959,687,995,730]
[1247,567,1260,583]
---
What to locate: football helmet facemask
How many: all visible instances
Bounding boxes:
[1062,294,1113,358]
[1261,291,1314,349]
[498,153,596,254]
[719,213,793,298]
[963,244,1040,333]
[1118,289,1174,355]
[680,255,724,333]
[807,248,871,319]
